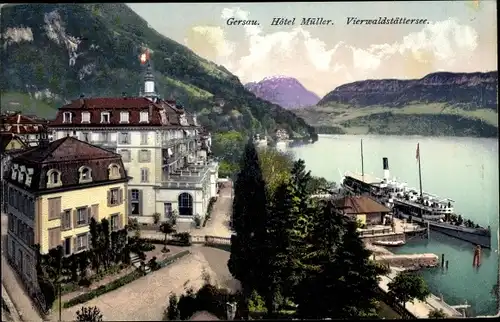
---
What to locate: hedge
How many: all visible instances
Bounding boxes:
[63,251,191,308]
[63,269,145,308]
[137,236,192,247]
[157,250,190,269]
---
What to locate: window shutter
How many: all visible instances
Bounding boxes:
[138,190,143,216]
[85,207,90,225]
[91,204,98,220]
[118,188,123,205]
[73,236,77,253]
[56,228,61,248]
[73,209,77,228]
[86,233,90,250]
[107,190,111,207]
[118,213,123,229]
[128,190,133,216]
[148,150,151,162]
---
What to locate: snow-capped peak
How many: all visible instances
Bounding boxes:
[261,75,291,82]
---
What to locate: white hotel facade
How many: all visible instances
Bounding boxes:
[48,64,218,225]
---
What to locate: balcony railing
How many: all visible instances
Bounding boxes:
[162,137,196,147]
[159,181,203,189]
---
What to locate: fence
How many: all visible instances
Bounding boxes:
[204,235,231,246]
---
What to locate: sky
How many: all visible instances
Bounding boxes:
[129,1,497,97]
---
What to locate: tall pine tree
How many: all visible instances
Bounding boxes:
[227,138,268,318]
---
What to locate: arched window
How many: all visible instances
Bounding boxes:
[178,192,193,216]
[46,169,62,188]
[78,166,92,183]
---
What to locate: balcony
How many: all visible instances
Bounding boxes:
[162,136,198,148]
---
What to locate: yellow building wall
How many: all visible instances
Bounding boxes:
[38,182,127,254]
[356,214,367,226]
[5,138,26,151]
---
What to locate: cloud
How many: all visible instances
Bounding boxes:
[186,7,483,96]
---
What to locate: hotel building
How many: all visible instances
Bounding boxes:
[5,136,129,293]
[48,63,218,226]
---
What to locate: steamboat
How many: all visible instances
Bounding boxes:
[341,140,492,248]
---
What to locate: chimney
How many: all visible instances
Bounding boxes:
[382,157,390,181]
[79,94,85,107]
[148,104,153,118]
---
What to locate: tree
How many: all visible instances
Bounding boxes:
[296,202,386,319]
[388,272,430,307]
[228,138,268,319]
[89,218,101,273]
[428,308,447,318]
[160,222,176,253]
[76,306,103,322]
[166,294,180,320]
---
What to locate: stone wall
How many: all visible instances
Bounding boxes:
[360,232,406,244]
[375,253,439,269]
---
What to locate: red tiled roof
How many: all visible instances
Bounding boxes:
[9,137,127,192]
[333,196,390,214]
[0,113,48,134]
[49,97,199,128]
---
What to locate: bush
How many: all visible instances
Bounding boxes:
[140,242,156,252]
[148,256,160,271]
[63,269,145,308]
[136,235,192,247]
[203,197,217,227]
[157,250,190,269]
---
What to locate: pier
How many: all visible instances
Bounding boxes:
[378,267,464,318]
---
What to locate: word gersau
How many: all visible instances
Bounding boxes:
[270,17,334,26]
[346,17,428,25]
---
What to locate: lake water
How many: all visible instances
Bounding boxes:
[290,134,499,316]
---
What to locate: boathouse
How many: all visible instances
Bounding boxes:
[333,195,391,226]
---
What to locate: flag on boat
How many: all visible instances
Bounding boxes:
[416,143,420,160]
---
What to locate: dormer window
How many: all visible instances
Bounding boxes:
[63,112,72,123]
[18,166,26,183]
[108,164,121,180]
[11,164,19,180]
[78,166,93,183]
[46,169,62,188]
[140,111,149,123]
[101,112,110,124]
[25,168,34,187]
[81,112,91,123]
[120,111,130,123]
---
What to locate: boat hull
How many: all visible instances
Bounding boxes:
[397,213,491,248]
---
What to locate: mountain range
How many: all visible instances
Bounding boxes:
[244,76,320,109]
[293,71,498,138]
[0,4,317,141]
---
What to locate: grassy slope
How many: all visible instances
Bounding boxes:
[293,103,498,137]
[0,92,58,118]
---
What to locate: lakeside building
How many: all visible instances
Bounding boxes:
[1,132,29,212]
[332,195,391,226]
[48,62,218,226]
[0,112,51,147]
[4,136,129,293]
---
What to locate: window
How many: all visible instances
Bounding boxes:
[118,132,130,144]
[130,189,140,215]
[18,170,25,183]
[64,237,71,256]
[119,149,131,162]
[78,166,92,183]
[63,112,72,124]
[140,111,149,123]
[140,168,149,183]
[81,112,91,123]
[178,192,193,216]
[48,227,60,250]
[81,132,90,142]
[140,132,148,145]
[100,112,110,124]
[76,207,88,226]
[139,150,151,163]
[108,164,121,179]
[120,111,129,123]
[111,214,120,231]
[47,169,62,187]
[108,188,120,206]
[8,214,14,232]
[76,234,88,252]
[48,197,61,221]
[164,203,172,219]
[100,132,109,142]
[61,210,72,230]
